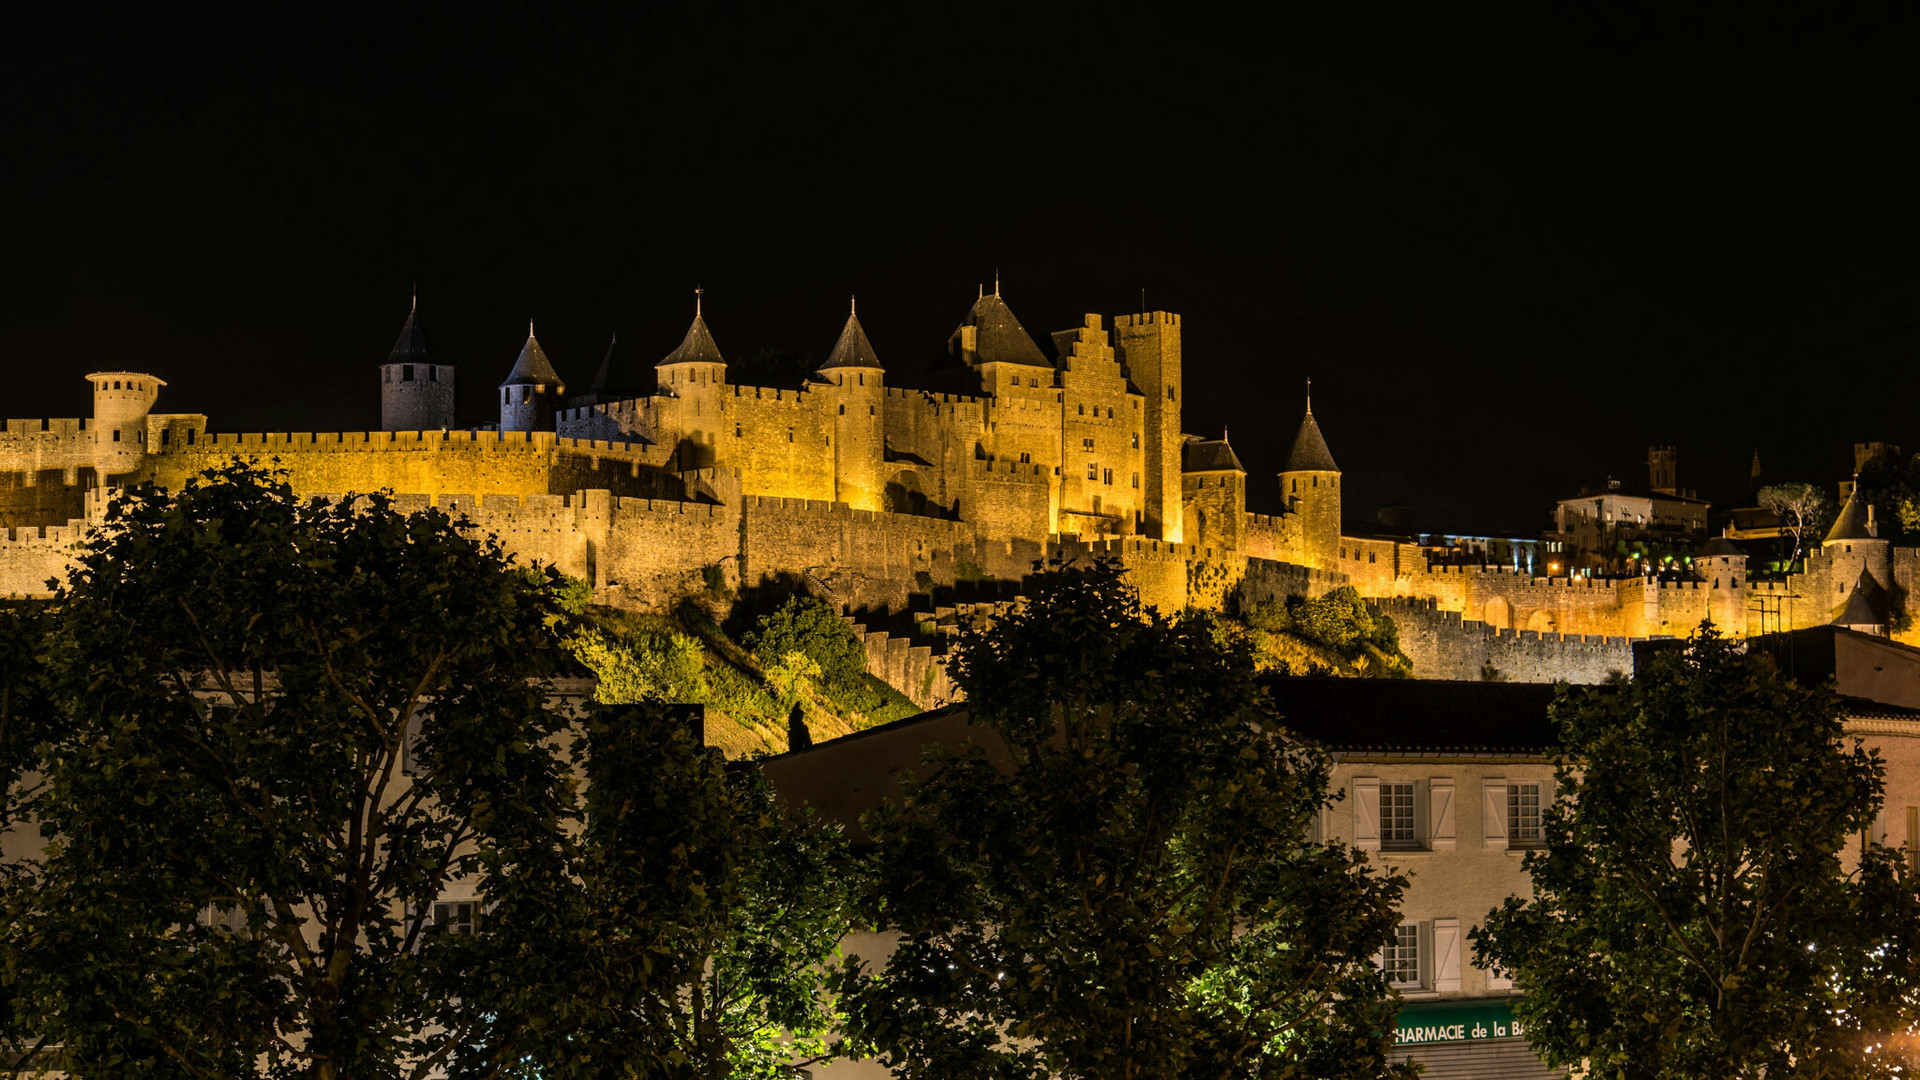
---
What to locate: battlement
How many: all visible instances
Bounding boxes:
[559,396,660,422]
[1369,596,1633,651]
[1112,311,1180,328]
[730,384,816,409]
[3,419,88,438]
[158,429,577,452]
[0,519,89,546]
[884,386,986,409]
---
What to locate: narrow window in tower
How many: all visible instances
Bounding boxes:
[403,365,415,382]
[1168,386,1176,401]
[734,425,741,438]
[112,429,120,442]
[113,380,121,390]
[869,405,875,416]
[429,367,438,383]
[1131,433,1140,448]
[858,373,865,386]
[788,429,794,443]
[1019,452,1031,463]
[1087,463,1097,481]
[1313,476,1318,488]
[1078,404,1085,416]
[1107,408,1113,419]
[1131,472,1139,488]
[1291,479,1297,493]
[161,430,169,445]
[187,430,195,445]
[839,405,846,415]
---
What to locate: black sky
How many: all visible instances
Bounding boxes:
[5,4,1917,531]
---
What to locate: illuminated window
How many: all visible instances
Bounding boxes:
[1082,438,1095,451]
[430,901,478,937]
[1019,452,1031,463]
[1381,782,1416,847]
[1508,783,1544,845]
[1131,433,1140,449]
[1382,924,1420,988]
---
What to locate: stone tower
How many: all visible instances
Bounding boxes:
[1647,446,1678,495]
[499,322,564,433]
[1820,484,1892,629]
[818,298,886,511]
[1112,311,1183,543]
[1697,533,1749,632]
[381,295,456,431]
[655,292,728,470]
[1181,432,1246,552]
[86,371,164,476]
[1279,393,1341,571]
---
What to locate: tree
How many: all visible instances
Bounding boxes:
[838,559,1416,1080]
[9,463,577,1080]
[495,703,852,1079]
[1472,625,1920,1080]
[1757,482,1833,567]
[0,602,56,1072]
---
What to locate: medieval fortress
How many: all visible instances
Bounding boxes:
[2,289,1910,683]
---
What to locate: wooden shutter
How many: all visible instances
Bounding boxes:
[1433,918,1462,991]
[1354,778,1380,850]
[1429,778,1456,851]
[1483,779,1508,850]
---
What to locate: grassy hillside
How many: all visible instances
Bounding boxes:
[559,597,920,758]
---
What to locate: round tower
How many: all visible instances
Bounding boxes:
[381,294,456,431]
[499,322,565,433]
[86,371,165,476]
[1278,389,1341,572]
[1696,533,1749,633]
[654,290,728,470]
[819,298,886,511]
[1820,483,1892,629]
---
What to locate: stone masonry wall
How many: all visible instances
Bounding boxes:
[1372,596,1634,684]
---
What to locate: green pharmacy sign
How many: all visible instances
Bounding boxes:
[1394,999,1529,1045]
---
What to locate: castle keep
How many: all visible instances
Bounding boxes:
[4,287,1914,683]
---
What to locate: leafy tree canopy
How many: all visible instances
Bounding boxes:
[489,703,853,1080]
[1472,625,1920,1080]
[9,462,578,1080]
[839,559,1415,1080]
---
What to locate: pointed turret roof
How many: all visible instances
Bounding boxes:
[1699,534,1745,559]
[952,285,1050,368]
[1283,396,1340,473]
[821,299,883,370]
[389,294,434,364]
[657,291,726,368]
[501,322,563,388]
[1824,484,1876,544]
[1835,569,1887,629]
[587,333,620,397]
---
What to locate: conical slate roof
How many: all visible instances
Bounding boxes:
[1824,486,1875,543]
[820,303,883,370]
[1283,404,1340,473]
[658,300,726,368]
[953,289,1050,368]
[587,333,634,397]
[1835,570,1887,629]
[501,324,563,388]
[389,296,434,364]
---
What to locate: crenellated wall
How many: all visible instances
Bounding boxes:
[1371,596,1634,684]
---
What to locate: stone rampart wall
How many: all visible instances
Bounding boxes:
[1371,596,1634,684]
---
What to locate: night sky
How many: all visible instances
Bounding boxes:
[6,5,1917,532]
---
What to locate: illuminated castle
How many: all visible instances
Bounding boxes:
[1,286,1911,684]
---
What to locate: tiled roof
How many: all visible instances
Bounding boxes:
[388,297,434,364]
[1824,487,1875,542]
[658,309,726,369]
[1183,438,1246,473]
[1261,676,1560,754]
[820,307,883,370]
[1283,406,1339,473]
[954,291,1050,368]
[500,325,563,388]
